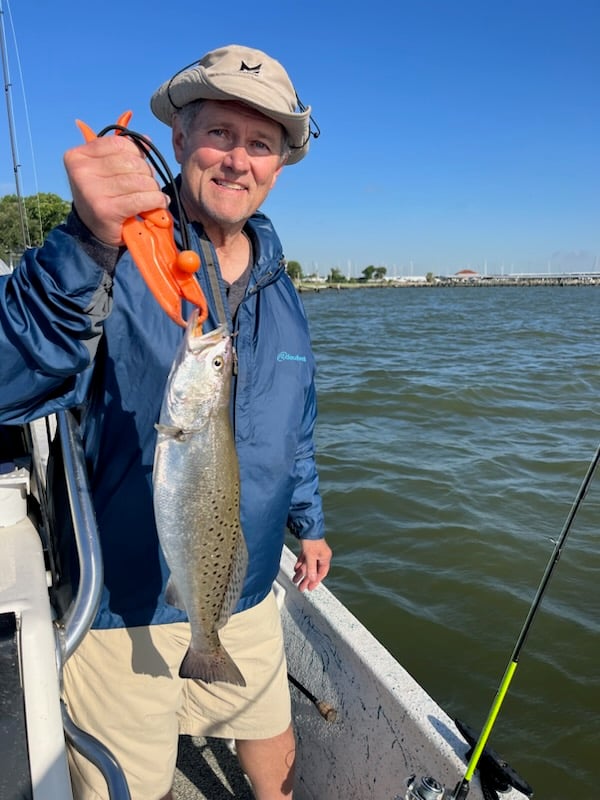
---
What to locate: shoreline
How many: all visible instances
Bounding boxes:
[296,276,600,292]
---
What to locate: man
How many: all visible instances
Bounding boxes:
[0,45,331,799]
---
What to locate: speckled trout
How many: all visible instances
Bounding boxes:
[153,311,247,685]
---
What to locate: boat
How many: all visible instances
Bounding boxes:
[0,411,531,800]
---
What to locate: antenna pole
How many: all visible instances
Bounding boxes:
[0,0,30,251]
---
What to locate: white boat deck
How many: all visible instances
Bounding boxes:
[0,516,73,798]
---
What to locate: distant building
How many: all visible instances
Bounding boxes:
[455,269,479,280]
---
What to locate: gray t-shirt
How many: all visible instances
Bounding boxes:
[224,238,253,320]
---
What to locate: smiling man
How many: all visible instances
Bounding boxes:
[174,100,288,239]
[0,45,331,800]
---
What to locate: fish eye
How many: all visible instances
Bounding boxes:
[213,355,224,370]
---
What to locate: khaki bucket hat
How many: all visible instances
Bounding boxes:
[151,44,313,164]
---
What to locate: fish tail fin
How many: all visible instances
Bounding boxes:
[179,645,246,686]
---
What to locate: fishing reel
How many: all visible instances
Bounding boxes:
[400,775,476,800]
[400,766,523,800]
[402,775,448,800]
[398,775,463,800]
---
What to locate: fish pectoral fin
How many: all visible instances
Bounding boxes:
[154,422,209,441]
[155,423,186,440]
[164,576,186,610]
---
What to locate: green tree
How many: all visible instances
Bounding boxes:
[327,267,346,283]
[361,265,376,281]
[0,193,71,263]
[286,260,303,281]
[374,266,387,280]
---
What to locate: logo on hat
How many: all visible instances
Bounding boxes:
[240,60,261,74]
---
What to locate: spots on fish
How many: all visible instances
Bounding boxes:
[153,319,248,683]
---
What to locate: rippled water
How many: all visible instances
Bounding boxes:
[302,285,600,799]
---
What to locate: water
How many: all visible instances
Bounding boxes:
[302,285,600,800]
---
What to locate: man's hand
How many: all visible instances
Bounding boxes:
[63,135,169,246]
[293,538,332,592]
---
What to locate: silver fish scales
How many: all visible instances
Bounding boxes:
[153,310,248,684]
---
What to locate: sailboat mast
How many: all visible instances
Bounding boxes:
[0,0,30,252]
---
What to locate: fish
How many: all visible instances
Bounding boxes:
[153,310,248,685]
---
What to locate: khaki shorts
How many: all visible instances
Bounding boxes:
[62,591,290,800]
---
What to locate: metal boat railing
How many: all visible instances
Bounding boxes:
[54,410,104,662]
[51,409,132,800]
[18,411,131,800]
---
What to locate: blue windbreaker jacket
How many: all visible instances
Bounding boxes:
[0,208,324,629]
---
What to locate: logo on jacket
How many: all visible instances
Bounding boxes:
[277,351,307,363]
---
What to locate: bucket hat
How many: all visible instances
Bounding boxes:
[151,45,312,164]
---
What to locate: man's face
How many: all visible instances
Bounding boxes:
[173,100,287,232]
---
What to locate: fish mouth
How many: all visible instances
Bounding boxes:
[186,314,229,352]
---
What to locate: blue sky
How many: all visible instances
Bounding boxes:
[1,0,599,276]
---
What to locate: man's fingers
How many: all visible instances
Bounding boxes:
[63,136,167,246]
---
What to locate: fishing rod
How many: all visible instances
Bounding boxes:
[404,441,600,800]
[287,672,338,722]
